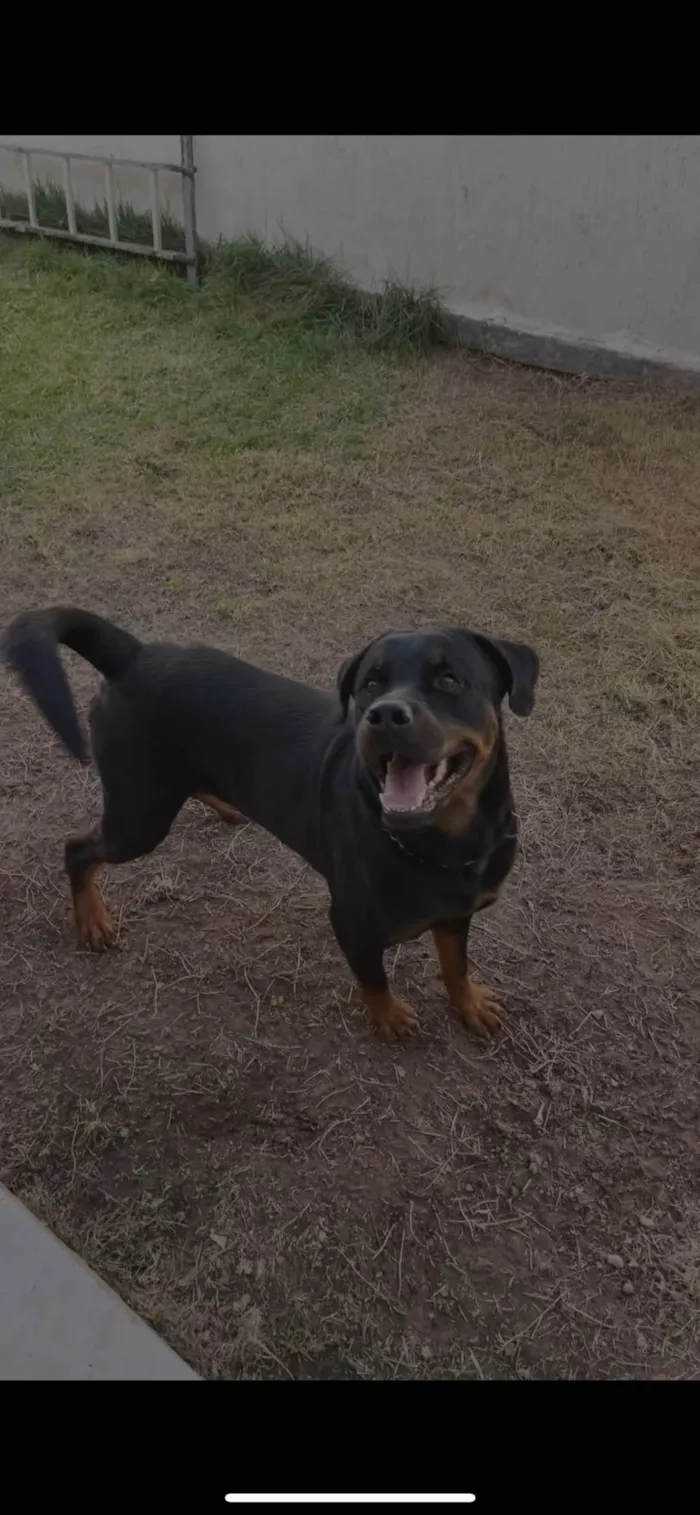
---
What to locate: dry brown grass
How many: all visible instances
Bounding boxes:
[1,239,700,1378]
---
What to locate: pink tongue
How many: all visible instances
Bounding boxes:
[381,758,429,812]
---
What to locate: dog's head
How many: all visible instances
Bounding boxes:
[337,626,539,831]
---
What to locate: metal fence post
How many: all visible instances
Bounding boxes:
[180,135,198,286]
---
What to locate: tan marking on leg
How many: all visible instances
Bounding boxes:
[73,863,114,951]
[432,927,503,1038]
[361,986,418,1040]
[457,980,503,1036]
[195,792,247,826]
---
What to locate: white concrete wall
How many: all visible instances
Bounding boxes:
[3,135,700,357]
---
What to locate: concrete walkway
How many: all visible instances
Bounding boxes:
[0,1185,199,1380]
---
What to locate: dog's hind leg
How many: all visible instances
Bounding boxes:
[65,830,114,949]
[65,780,187,949]
[64,689,191,949]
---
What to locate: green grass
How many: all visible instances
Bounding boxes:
[0,184,449,350]
[0,232,420,527]
[201,235,450,349]
[0,217,450,564]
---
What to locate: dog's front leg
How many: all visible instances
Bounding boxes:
[329,904,417,1040]
[432,917,503,1036]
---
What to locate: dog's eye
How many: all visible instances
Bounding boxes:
[363,672,384,692]
[435,672,460,692]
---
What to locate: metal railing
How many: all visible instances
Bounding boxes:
[0,135,198,282]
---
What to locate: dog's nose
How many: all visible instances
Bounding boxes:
[366,699,413,729]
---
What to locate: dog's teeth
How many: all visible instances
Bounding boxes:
[435,758,449,784]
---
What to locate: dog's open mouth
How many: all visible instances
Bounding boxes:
[378,748,474,818]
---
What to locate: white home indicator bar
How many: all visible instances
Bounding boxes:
[224,1499,476,1506]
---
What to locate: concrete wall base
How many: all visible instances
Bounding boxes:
[447,302,700,389]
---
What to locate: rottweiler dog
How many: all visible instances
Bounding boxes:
[3,608,539,1039]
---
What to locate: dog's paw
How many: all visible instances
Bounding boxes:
[457,981,503,1038]
[74,895,115,951]
[368,993,418,1040]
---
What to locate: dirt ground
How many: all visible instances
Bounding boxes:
[1,240,700,1378]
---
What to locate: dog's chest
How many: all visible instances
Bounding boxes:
[380,857,483,944]
[378,826,517,945]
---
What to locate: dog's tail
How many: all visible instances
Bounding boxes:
[3,607,143,764]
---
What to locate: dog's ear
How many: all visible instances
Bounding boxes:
[471,633,540,717]
[336,641,373,718]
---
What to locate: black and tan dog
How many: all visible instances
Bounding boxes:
[3,608,539,1039]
